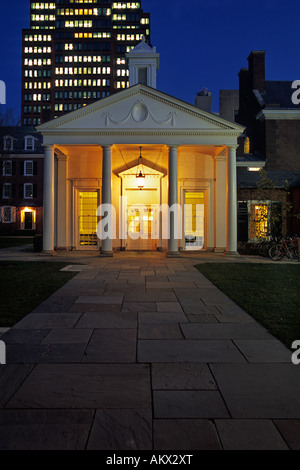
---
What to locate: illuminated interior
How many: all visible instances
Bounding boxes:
[250,203,269,239]
[79,191,98,246]
[184,192,204,250]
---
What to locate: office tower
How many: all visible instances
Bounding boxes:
[22,1,151,125]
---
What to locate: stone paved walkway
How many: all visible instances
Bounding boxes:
[0,251,300,450]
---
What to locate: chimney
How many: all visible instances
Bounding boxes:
[247,51,266,93]
[195,88,212,112]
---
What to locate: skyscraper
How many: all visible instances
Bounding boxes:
[22,1,150,126]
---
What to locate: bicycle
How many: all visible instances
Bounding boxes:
[268,236,299,261]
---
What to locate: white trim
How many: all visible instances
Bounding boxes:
[257,109,300,121]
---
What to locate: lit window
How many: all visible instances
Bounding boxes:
[244,137,250,154]
[249,203,269,239]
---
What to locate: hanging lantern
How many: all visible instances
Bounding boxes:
[136,146,145,189]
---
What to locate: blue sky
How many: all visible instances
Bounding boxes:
[0,0,299,118]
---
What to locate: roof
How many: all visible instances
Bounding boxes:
[256,81,300,109]
[0,126,43,154]
[237,168,300,188]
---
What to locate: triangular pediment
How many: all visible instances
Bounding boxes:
[37,84,244,135]
[118,162,165,178]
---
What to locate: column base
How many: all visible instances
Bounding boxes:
[224,251,240,257]
[214,247,226,253]
[166,251,181,258]
[41,250,57,256]
[99,250,114,257]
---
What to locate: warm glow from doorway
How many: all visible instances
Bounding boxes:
[21,207,36,224]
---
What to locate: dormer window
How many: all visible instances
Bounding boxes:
[3,136,14,151]
[25,136,35,151]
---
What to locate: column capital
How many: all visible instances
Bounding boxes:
[42,144,54,150]
[167,145,179,151]
[227,145,238,152]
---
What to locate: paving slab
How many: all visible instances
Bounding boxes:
[7,343,87,364]
[6,364,151,409]
[233,339,292,362]
[41,329,93,344]
[153,390,230,418]
[81,329,136,363]
[153,419,222,450]
[1,329,49,344]
[181,323,274,340]
[215,419,289,450]
[138,339,246,363]
[138,323,184,340]
[0,409,94,450]
[12,312,82,330]
[0,364,34,408]
[151,363,217,390]
[273,420,300,450]
[138,312,188,324]
[76,311,137,329]
[210,363,300,418]
[87,409,152,450]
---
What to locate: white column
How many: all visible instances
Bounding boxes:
[167,145,180,257]
[214,154,227,252]
[56,154,68,250]
[43,145,55,253]
[100,145,113,256]
[226,145,239,255]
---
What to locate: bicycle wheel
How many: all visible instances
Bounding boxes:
[268,244,284,261]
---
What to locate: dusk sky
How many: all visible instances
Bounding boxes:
[0,0,300,118]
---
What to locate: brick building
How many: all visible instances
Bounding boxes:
[220,51,300,242]
[0,127,44,235]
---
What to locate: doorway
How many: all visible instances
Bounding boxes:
[184,191,205,250]
[127,204,159,250]
[78,191,98,248]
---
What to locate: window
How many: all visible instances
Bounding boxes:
[2,160,12,176]
[24,183,33,199]
[25,136,35,151]
[138,67,147,85]
[244,137,250,154]
[3,183,12,199]
[3,136,14,151]
[249,203,269,239]
[24,160,34,176]
[0,206,16,224]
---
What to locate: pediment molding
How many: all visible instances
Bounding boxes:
[38,84,245,135]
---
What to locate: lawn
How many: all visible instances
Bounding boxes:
[195,263,300,349]
[0,261,77,327]
[0,237,33,249]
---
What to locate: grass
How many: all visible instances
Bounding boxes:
[195,263,300,349]
[0,237,33,249]
[0,261,78,327]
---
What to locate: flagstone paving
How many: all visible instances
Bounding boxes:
[0,250,299,450]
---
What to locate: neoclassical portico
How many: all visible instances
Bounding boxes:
[39,84,244,257]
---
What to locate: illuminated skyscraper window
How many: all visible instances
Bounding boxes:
[21,0,151,124]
